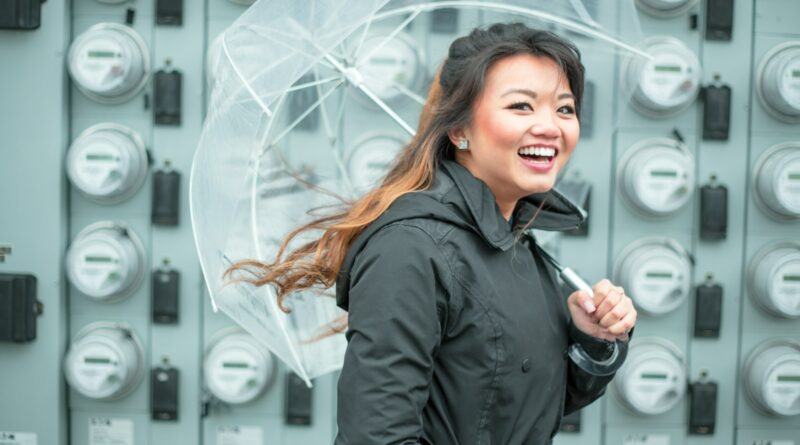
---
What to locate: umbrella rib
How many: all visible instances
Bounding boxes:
[310,65,357,199]
[354,7,422,69]
[270,79,346,147]
[350,9,375,62]
[369,1,652,60]
[330,80,357,198]
[285,75,342,94]
[389,81,426,106]
[223,32,273,117]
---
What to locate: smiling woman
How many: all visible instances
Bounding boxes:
[449,53,581,219]
[226,22,636,445]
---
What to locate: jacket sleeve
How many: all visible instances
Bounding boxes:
[334,224,449,445]
[562,322,632,415]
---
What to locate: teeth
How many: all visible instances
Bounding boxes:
[518,146,556,157]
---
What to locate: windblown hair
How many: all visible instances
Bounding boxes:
[225,23,585,327]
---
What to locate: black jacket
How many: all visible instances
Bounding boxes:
[334,160,624,445]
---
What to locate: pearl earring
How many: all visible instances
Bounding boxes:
[457,138,469,150]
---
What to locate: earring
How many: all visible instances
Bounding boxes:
[457,138,469,150]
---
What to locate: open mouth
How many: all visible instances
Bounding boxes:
[518,145,558,163]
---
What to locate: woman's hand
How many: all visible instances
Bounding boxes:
[567,279,636,342]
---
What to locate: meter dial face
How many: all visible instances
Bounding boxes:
[614,238,692,316]
[753,142,800,220]
[744,339,800,417]
[64,322,144,400]
[757,42,800,122]
[65,222,145,302]
[67,23,150,103]
[66,123,148,204]
[748,242,800,318]
[346,133,406,195]
[204,329,276,404]
[618,138,695,216]
[624,37,701,117]
[355,32,423,104]
[635,0,698,17]
[614,337,687,415]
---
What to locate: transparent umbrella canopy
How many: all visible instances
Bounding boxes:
[191,0,648,386]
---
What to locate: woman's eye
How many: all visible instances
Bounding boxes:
[508,102,532,111]
[558,105,576,114]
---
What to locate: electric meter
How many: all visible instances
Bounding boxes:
[65,222,145,302]
[204,328,276,404]
[613,237,693,316]
[66,123,148,204]
[618,137,695,217]
[756,41,800,123]
[635,0,698,17]
[613,337,687,415]
[64,322,145,400]
[355,32,423,103]
[347,133,406,194]
[743,339,800,417]
[747,241,800,319]
[623,37,701,117]
[752,142,800,220]
[67,23,150,103]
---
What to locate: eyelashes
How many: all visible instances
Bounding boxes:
[506,102,576,114]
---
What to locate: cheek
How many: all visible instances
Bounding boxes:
[474,112,518,148]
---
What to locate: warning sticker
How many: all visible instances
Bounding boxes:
[216,425,263,445]
[88,418,133,445]
[0,431,37,445]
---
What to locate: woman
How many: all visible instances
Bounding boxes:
[230,23,636,444]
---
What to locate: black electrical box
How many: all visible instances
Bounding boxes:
[152,170,180,226]
[705,0,733,41]
[288,74,319,131]
[154,69,182,125]
[156,0,182,26]
[689,380,718,434]
[152,269,179,324]
[0,273,42,343]
[702,84,731,140]
[151,367,179,421]
[700,183,728,240]
[558,180,592,237]
[694,283,723,338]
[579,81,595,139]
[0,0,44,30]
[430,7,459,34]
[286,373,312,425]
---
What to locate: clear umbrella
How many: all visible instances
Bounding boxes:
[190,0,649,386]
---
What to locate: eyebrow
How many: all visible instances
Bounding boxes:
[501,88,575,101]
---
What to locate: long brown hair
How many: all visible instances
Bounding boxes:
[225,23,585,319]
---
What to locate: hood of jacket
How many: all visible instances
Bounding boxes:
[336,159,587,310]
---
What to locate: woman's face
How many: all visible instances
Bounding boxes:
[452,53,580,216]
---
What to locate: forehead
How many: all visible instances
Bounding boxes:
[482,53,571,96]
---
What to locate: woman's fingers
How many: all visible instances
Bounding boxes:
[607,307,637,336]
[594,287,625,321]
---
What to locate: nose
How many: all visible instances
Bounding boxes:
[529,111,560,139]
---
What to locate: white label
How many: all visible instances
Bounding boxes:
[88,418,133,445]
[0,431,37,445]
[624,434,670,445]
[216,426,263,445]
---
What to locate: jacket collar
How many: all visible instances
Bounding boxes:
[439,160,587,251]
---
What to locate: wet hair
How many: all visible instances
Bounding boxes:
[226,22,585,334]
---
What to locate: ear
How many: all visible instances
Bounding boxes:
[447,127,468,147]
